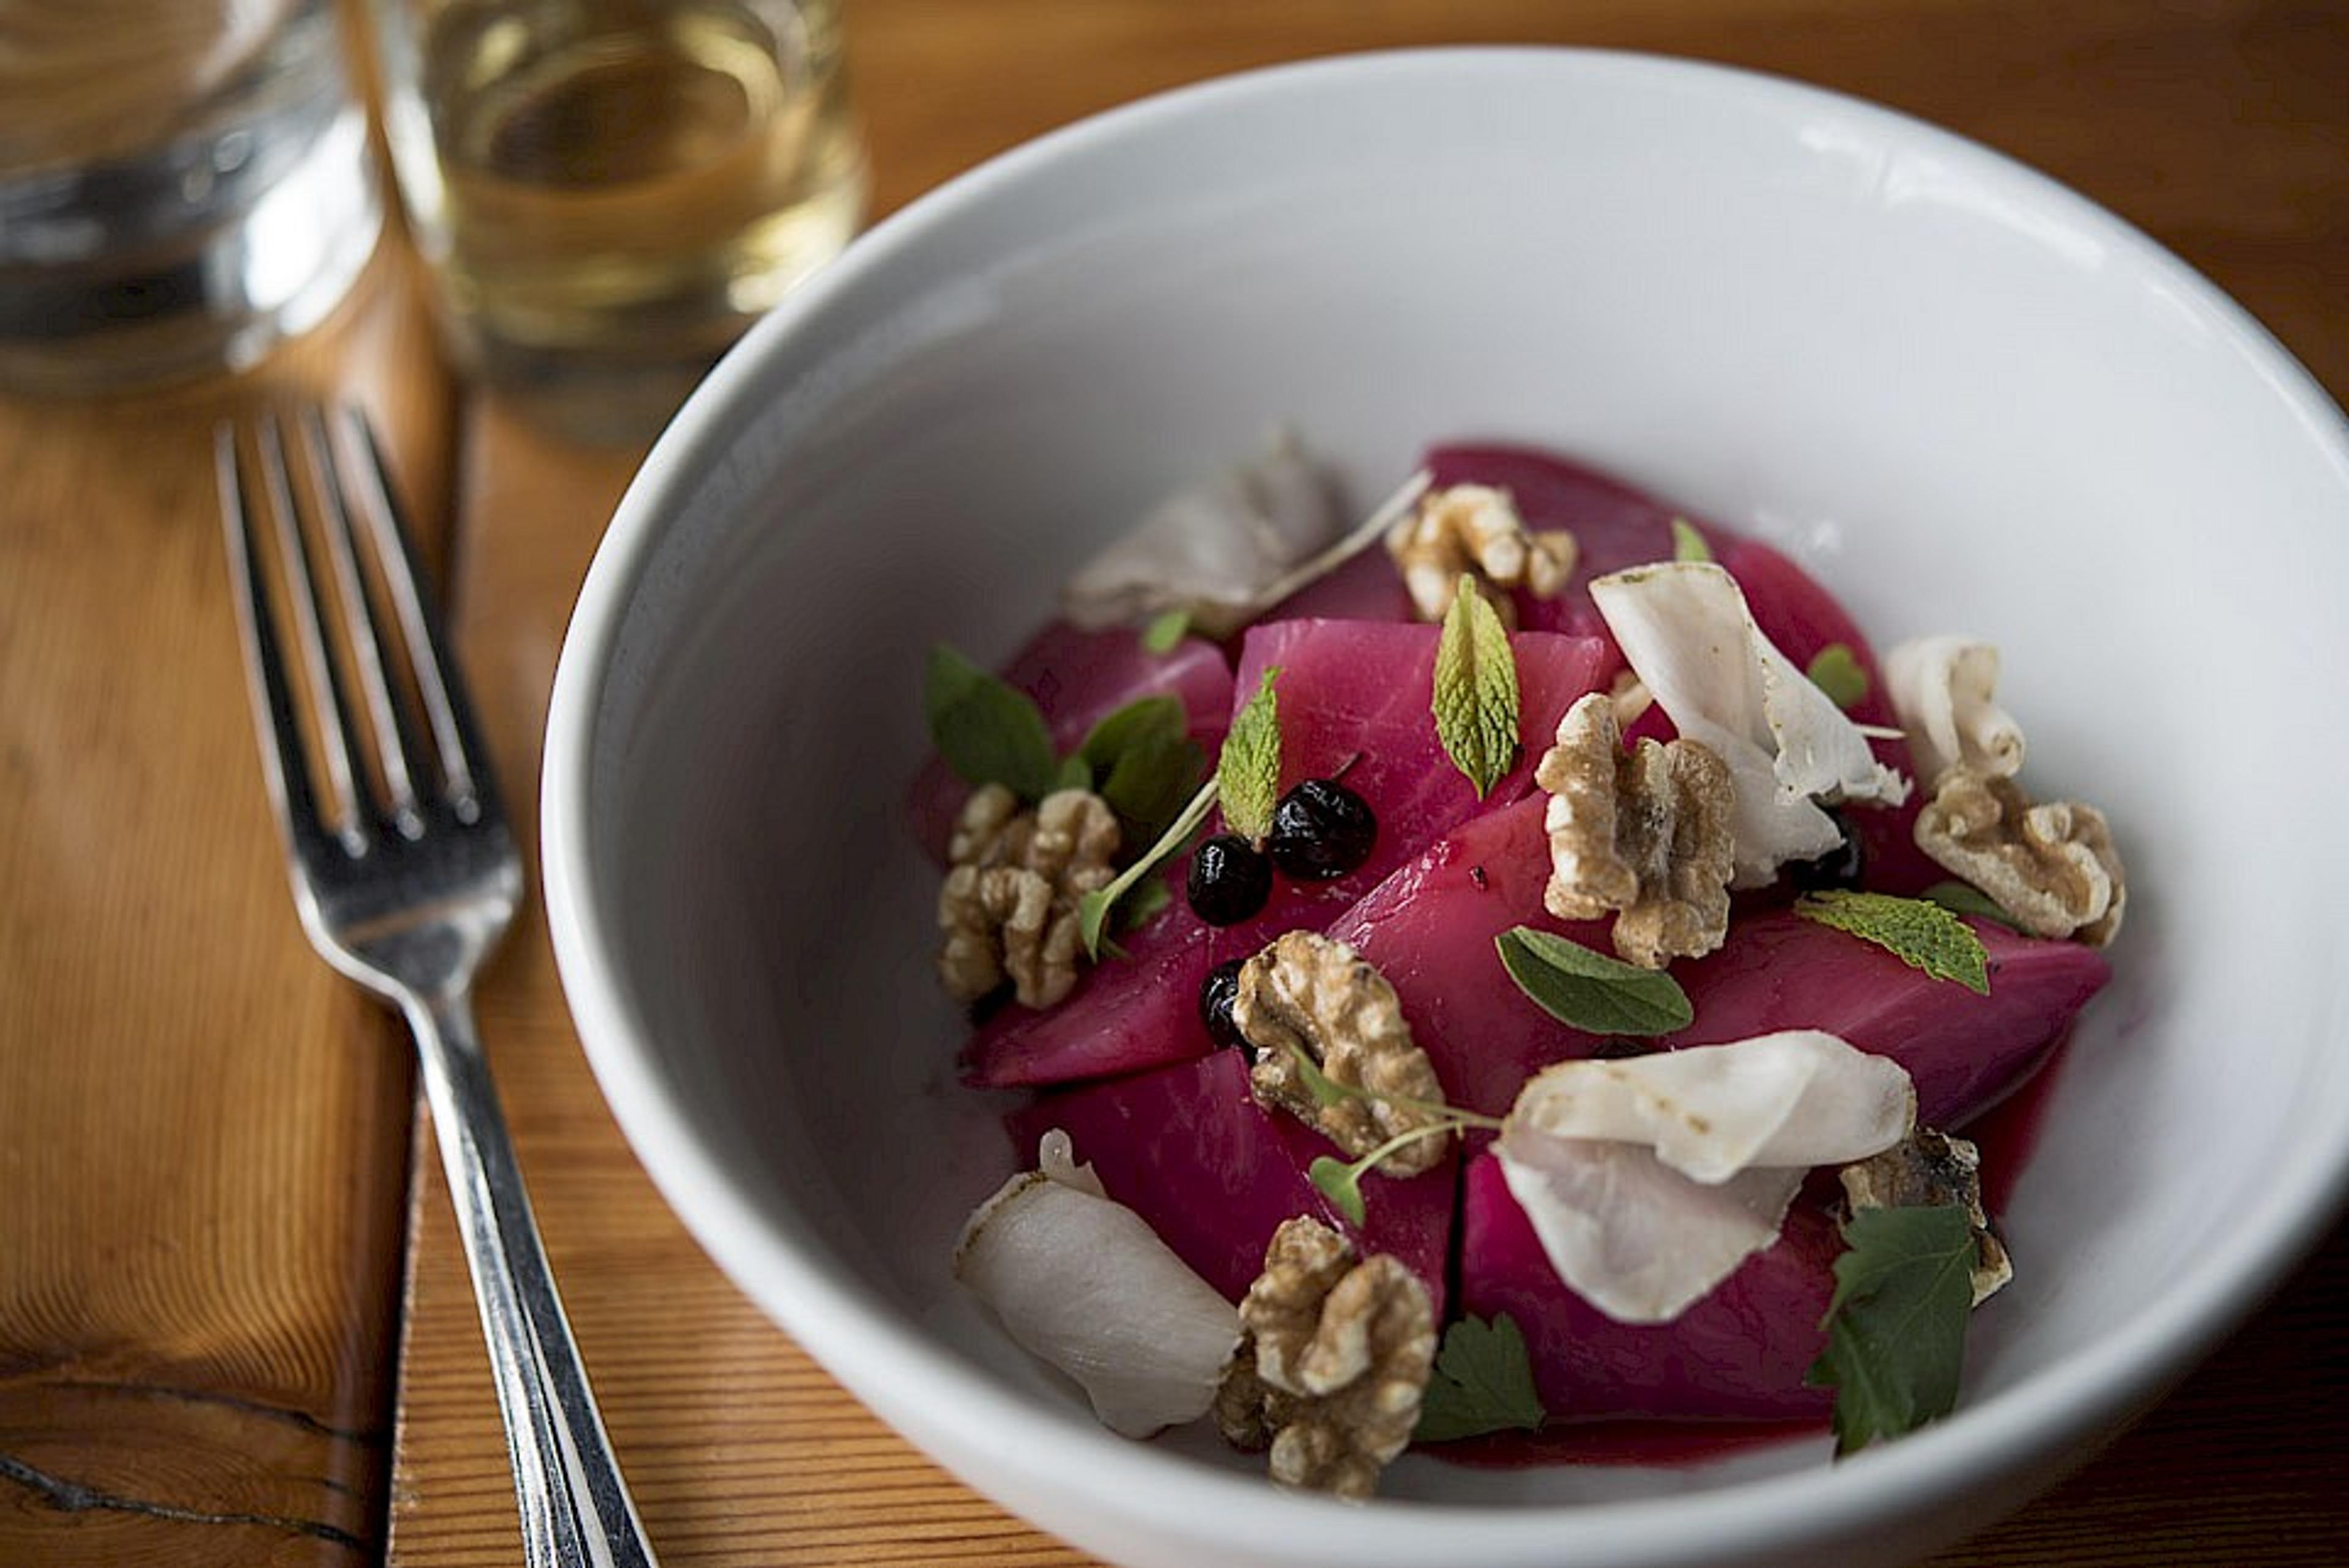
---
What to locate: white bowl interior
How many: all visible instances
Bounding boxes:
[547,49,2349,1568]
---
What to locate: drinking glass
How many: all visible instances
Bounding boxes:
[0,0,383,394]
[372,0,869,440]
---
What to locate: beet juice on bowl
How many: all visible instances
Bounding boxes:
[913,435,2122,1498]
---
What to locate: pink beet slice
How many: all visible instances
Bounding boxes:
[963,623,1607,1090]
[909,621,1233,864]
[1325,796,1609,1118]
[1459,1151,1837,1421]
[1322,797,2106,1131]
[1661,909,2109,1131]
[1228,619,1606,912]
[1006,1048,1454,1316]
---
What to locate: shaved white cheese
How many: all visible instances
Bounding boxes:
[1496,1032,1915,1323]
[954,1131,1239,1438]
[1883,635,2025,783]
[1589,563,1910,886]
[1061,431,1345,637]
[1499,1137,1804,1323]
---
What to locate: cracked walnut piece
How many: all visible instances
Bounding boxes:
[1236,931,1451,1177]
[1537,691,1737,968]
[1384,483,1578,623]
[936,784,1121,1009]
[1914,766,2125,945]
[1217,1217,1436,1500]
[1841,1128,2012,1305]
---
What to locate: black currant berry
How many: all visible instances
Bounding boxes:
[1198,958,1250,1054]
[1787,808,1867,892]
[1265,777,1378,880]
[1186,834,1272,925]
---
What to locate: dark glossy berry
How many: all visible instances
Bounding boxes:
[1265,778,1377,880]
[1787,808,1867,892]
[1187,834,1272,925]
[1199,958,1250,1053]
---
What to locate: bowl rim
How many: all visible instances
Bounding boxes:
[542,43,2349,1566]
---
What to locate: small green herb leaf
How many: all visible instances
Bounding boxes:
[1806,643,1870,711]
[1414,1314,1546,1443]
[1055,753,1095,792]
[1807,1204,1979,1455]
[924,644,1061,801]
[1495,926,1694,1036]
[1433,585,1520,798]
[1308,1156,1367,1227]
[1670,517,1713,563]
[1078,696,1208,849]
[1217,667,1284,841]
[1078,775,1219,958]
[1923,880,2021,932]
[1140,608,1191,654]
[1795,890,1991,995]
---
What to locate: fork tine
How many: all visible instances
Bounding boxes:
[254,407,374,851]
[295,404,427,840]
[219,422,338,856]
[327,403,501,824]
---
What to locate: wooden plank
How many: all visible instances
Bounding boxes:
[0,248,458,1564]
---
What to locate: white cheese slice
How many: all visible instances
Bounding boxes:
[1883,634,2025,783]
[1496,1031,1915,1323]
[1589,562,1910,886]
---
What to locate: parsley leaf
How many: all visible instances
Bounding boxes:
[924,644,1060,801]
[1415,1314,1546,1443]
[1794,890,1991,995]
[1433,584,1520,797]
[1670,517,1713,563]
[1495,926,1694,1036]
[1806,643,1870,711]
[1217,667,1284,841]
[1807,1205,1979,1454]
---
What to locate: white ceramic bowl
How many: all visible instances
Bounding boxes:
[543,48,2349,1568]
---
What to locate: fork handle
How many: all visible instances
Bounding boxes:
[406,984,660,1568]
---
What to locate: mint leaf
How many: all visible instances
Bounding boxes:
[1670,517,1713,563]
[1807,1204,1978,1454]
[1795,890,1991,995]
[1308,1156,1367,1227]
[925,644,1060,801]
[1414,1314,1546,1443]
[1433,585,1520,798]
[1055,753,1094,792]
[1924,879,2021,932]
[1495,926,1694,1036]
[1079,696,1206,849]
[1806,643,1870,711]
[1217,667,1284,841]
[1140,608,1190,654]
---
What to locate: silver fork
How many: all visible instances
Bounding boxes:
[219,404,659,1568]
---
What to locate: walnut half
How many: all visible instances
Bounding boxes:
[1535,691,1737,967]
[1235,932,1451,1177]
[1215,1217,1436,1500]
[1384,484,1578,624]
[936,785,1121,1009]
[1840,1128,2012,1305]
[1913,766,2124,945]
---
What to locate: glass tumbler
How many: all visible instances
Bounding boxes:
[0,0,382,394]
[372,0,869,440]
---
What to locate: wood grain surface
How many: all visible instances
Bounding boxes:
[3,2,2345,1567]
[0,245,456,1566]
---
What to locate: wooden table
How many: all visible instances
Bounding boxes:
[5,2,2345,1564]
